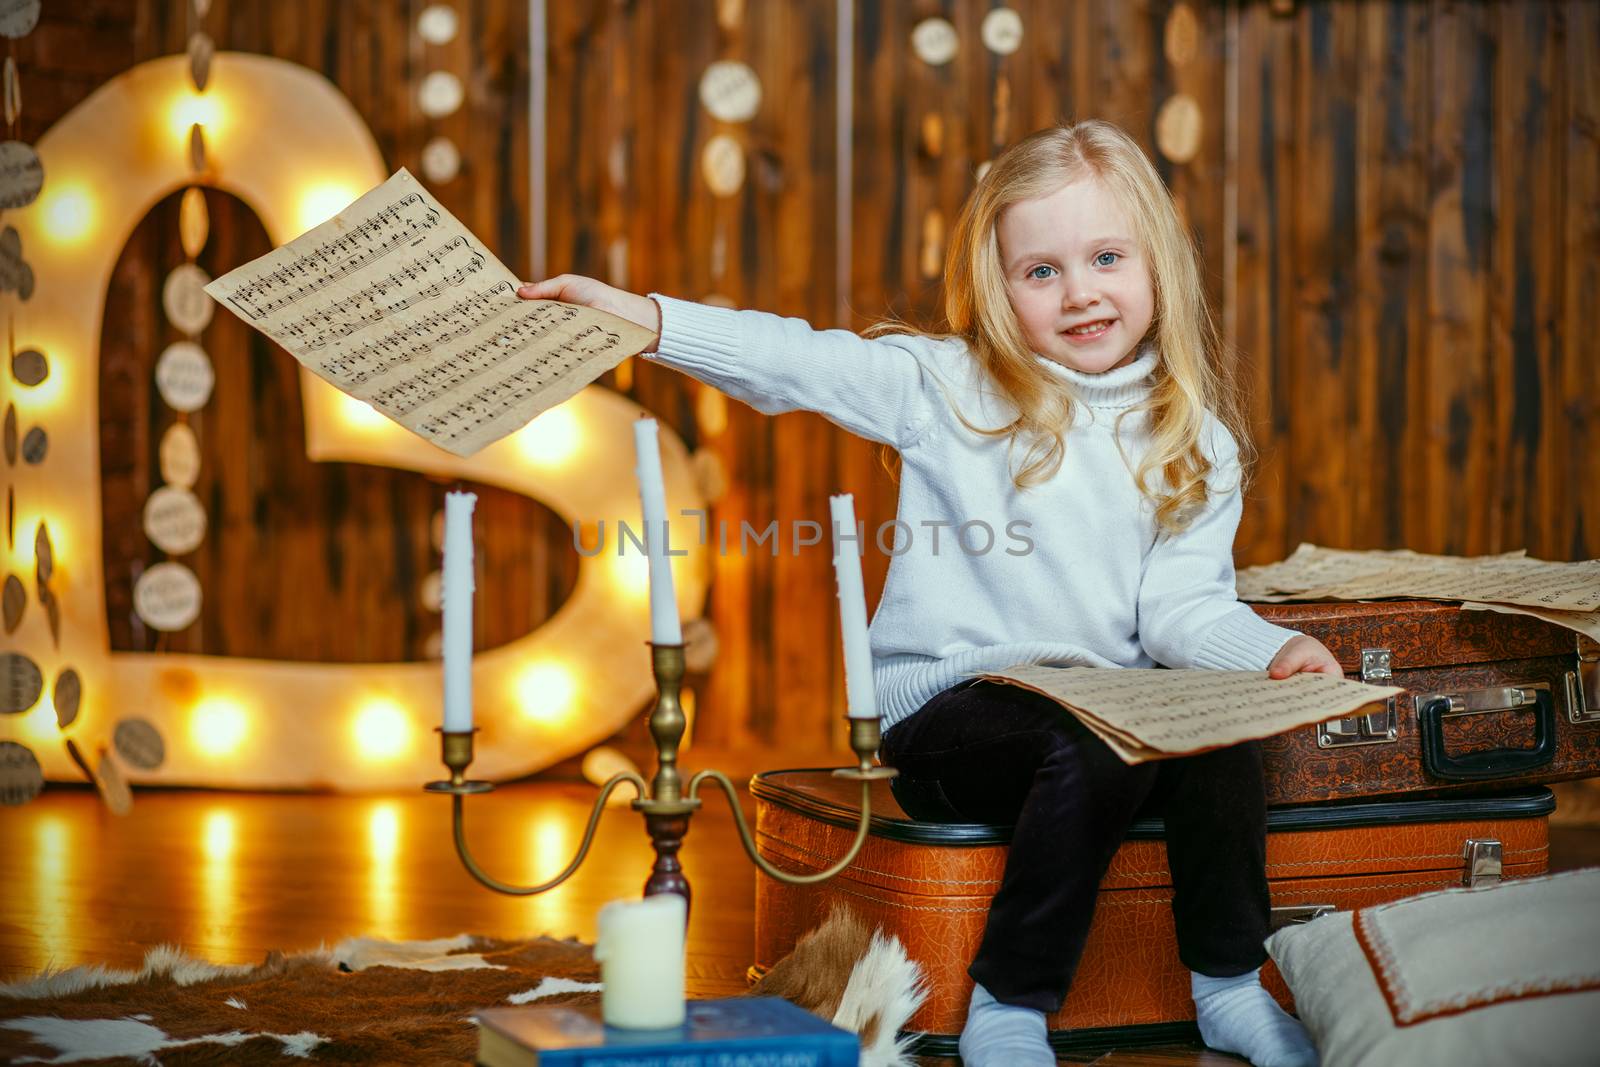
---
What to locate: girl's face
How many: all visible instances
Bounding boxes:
[997,176,1155,374]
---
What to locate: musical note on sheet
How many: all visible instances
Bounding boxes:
[204,169,655,456]
[982,664,1403,764]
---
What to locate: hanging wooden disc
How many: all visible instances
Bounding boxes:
[2,403,12,465]
[419,569,443,612]
[0,225,25,293]
[981,7,1024,56]
[0,0,40,39]
[0,142,42,211]
[715,0,743,32]
[701,133,746,197]
[698,61,762,123]
[1154,93,1203,164]
[132,561,202,632]
[911,17,959,66]
[416,5,459,45]
[36,579,57,645]
[683,616,721,673]
[920,209,945,280]
[11,347,46,386]
[188,31,214,92]
[162,263,214,334]
[158,422,201,488]
[95,748,133,815]
[112,723,167,771]
[695,383,729,437]
[420,136,460,184]
[179,187,209,259]
[0,742,42,806]
[19,425,43,464]
[155,341,215,412]
[2,573,21,633]
[691,447,728,502]
[189,124,206,173]
[142,485,207,555]
[53,667,80,728]
[994,75,1012,145]
[1164,3,1200,67]
[33,521,50,583]
[2,58,16,127]
[418,71,464,118]
[920,112,944,158]
[0,651,42,714]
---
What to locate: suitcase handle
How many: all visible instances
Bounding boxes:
[1418,691,1557,781]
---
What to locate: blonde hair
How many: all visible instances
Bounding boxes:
[934,120,1252,533]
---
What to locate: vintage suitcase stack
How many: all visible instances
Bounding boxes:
[749,601,1595,1056]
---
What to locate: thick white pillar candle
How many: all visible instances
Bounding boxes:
[632,418,683,645]
[829,494,878,720]
[594,893,687,1029]
[441,490,477,733]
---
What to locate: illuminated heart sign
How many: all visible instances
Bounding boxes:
[4,53,708,790]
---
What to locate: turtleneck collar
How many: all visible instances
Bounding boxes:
[1036,345,1158,411]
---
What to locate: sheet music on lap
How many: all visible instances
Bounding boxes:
[981,665,1403,765]
[205,169,655,457]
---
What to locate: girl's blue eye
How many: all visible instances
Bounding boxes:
[1095,251,1120,267]
[1027,265,1056,280]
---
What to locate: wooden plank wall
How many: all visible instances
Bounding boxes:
[17,0,1597,760]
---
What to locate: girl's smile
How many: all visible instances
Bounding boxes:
[997,176,1155,375]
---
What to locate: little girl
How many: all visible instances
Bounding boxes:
[519,121,1336,1067]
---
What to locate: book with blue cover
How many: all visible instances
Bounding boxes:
[473,996,859,1066]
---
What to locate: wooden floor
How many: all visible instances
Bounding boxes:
[2,782,1597,1065]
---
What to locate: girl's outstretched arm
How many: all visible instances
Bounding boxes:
[516,275,943,451]
[517,275,660,346]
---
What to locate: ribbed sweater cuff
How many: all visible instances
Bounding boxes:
[1190,608,1300,672]
[646,294,746,382]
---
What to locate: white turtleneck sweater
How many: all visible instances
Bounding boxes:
[646,295,1300,729]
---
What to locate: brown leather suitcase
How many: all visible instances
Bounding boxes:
[750,770,1552,1057]
[1250,601,1596,803]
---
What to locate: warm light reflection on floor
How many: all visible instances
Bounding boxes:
[524,806,575,935]
[366,802,403,938]
[31,815,71,970]
[200,808,237,960]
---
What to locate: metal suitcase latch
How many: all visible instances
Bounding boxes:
[1317,648,1399,749]
[1463,838,1502,887]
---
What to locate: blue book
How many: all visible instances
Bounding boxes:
[473,997,859,1067]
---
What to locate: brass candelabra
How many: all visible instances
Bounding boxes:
[425,642,897,908]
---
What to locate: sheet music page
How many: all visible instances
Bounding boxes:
[982,665,1403,764]
[1237,545,1599,613]
[204,169,655,456]
[1460,601,1600,642]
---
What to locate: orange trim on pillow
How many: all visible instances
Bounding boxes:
[1353,904,1600,1027]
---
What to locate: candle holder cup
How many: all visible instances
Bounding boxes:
[425,642,896,907]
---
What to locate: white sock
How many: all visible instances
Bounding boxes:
[1191,969,1318,1067]
[957,983,1054,1066]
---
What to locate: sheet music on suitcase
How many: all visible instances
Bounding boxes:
[980,665,1402,764]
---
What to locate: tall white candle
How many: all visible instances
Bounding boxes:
[441,490,477,733]
[830,494,878,720]
[594,893,687,1029]
[632,418,683,645]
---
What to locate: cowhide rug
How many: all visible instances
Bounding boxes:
[1,910,923,1066]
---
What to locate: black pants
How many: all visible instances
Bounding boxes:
[879,679,1271,1014]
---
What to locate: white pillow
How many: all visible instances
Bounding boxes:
[1266,868,1600,1067]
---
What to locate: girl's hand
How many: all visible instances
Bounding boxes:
[1267,635,1343,679]
[516,274,661,351]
